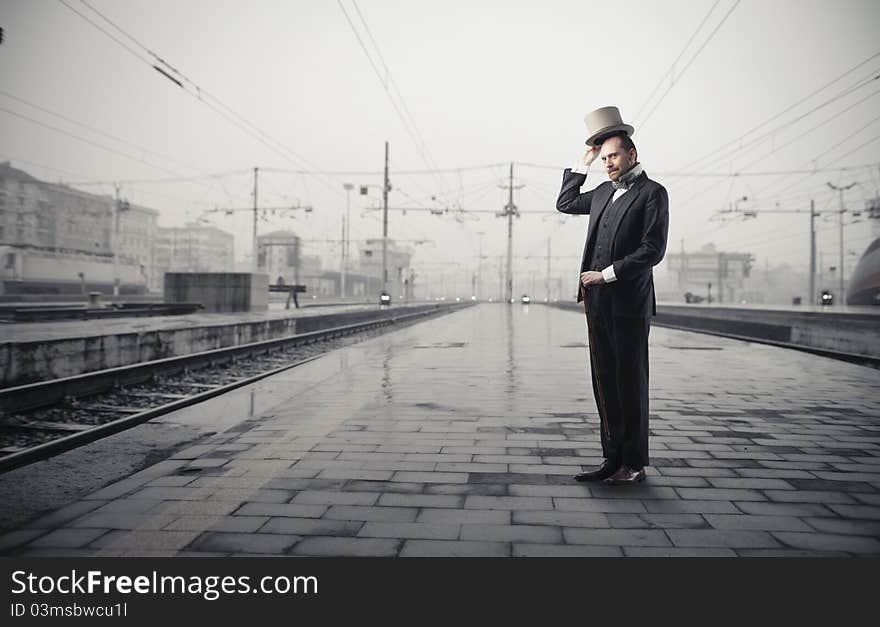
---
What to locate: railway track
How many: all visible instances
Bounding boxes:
[545,302,879,369]
[649,321,880,369]
[0,304,467,473]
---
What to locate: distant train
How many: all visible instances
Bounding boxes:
[847,237,880,306]
[0,245,147,295]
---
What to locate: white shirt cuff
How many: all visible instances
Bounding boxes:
[602,264,617,283]
[571,160,589,175]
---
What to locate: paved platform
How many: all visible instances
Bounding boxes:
[1,303,878,557]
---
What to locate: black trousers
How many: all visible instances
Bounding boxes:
[584,305,651,469]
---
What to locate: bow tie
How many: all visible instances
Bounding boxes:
[611,179,630,191]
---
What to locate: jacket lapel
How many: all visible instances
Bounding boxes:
[585,183,615,249]
[608,172,647,245]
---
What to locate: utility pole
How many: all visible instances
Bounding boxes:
[340,218,345,297]
[496,163,522,303]
[111,183,131,297]
[113,183,121,296]
[476,231,485,300]
[293,236,301,289]
[252,167,259,274]
[546,237,551,302]
[809,199,816,305]
[498,255,504,301]
[342,183,353,299]
[718,202,842,306]
[382,142,390,296]
[679,237,686,290]
[826,181,856,306]
[506,164,514,303]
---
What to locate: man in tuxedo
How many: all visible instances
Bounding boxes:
[556,128,669,485]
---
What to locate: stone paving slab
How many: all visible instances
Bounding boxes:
[2,304,879,557]
[400,539,510,557]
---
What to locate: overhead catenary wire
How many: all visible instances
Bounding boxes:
[675,185,879,260]
[749,121,880,202]
[633,0,722,122]
[351,0,434,173]
[636,0,742,130]
[261,163,506,176]
[58,170,254,187]
[663,67,880,198]
[670,114,880,213]
[652,200,865,264]
[51,3,508,269]
[690,217,873,261]
[24,2,880,280]
[0,105,209,183]
[59,0,348,200]
[0,89,223,180]
[673,186,839,244]
[336,0,447,199]
[514,161,880,178]
[0,150,247,215]
[0,103,258,211]
[668,51,880,175]
[56,0,152,66]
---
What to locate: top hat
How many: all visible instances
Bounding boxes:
[584,106,634,147]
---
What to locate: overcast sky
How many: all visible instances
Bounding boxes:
[2,0,879,294]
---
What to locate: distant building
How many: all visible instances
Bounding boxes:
[358,238,412,300]
[663,243,754,304]
[257,230,300,286]
[299,254,335,296]
[257,231,345,297]
[748,261,809,306]
[116,202,159,290]
[0,161,112,254]
[154,223,234,290]
[0,162,148,294]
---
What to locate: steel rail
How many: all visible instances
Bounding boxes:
[0,304,468,473]
[541,302,879,369]
[650,321,880,369]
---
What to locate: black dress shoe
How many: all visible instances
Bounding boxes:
[574,459,619,482]
[603,465,646,486]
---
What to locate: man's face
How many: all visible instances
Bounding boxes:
[599,136,636,181]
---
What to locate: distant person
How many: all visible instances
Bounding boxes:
[556,106,669,485]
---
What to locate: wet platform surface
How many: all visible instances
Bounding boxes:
[1,303,878,557]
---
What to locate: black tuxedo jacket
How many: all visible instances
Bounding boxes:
[556,168,669,317]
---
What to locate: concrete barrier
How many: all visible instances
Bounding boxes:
[546,301,880,362]
[164,273,269,313]
[0,303,470,387]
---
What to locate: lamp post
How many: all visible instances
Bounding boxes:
[826,181,856,306]
[252,167,259,274]
[496,164,523,303]
[112,184,130,297]
[343,183,354,299]
[382,142,390,297]
[476,231,485,300]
